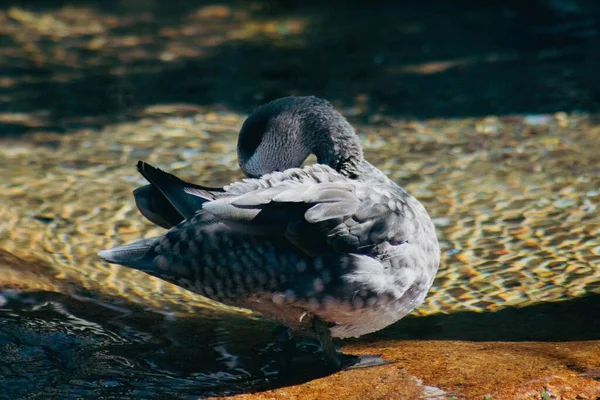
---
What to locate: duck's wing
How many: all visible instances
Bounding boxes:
[100,164,435,332]
[324,184,416,253]
[133,161,227,229]
[194,164,415,257]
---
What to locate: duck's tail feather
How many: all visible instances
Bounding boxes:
[134,185,186,229]
[98,237,157,269]
[134,161,226,228]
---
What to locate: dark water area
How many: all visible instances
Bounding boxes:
[2,289,599,398]
[1,0,600,136]
[0,289,340,399]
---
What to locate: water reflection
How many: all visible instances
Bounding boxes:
[4,288,598,398]
[0,289,337,399]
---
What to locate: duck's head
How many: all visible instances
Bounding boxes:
[237,96,364,179]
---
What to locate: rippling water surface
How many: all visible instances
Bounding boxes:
[0,289,338,399]
[1,109,598,398]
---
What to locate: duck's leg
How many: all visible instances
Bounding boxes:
[272,325,296,374]
[313,318,393,370]
[312,318,342,370]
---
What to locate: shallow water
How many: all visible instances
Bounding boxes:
[1,1,600,398]
[1,109,598,398]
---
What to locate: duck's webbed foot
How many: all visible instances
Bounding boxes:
[312,319,393,371]
[272,325,296,374]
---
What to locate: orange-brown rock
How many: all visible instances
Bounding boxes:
[212,340,600,400]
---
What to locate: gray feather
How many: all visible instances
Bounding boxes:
[302,188,356,203]
[305,200,360,223]
[183,187,224,202]
[230,186,289,206]
[98,237,157,269]
[202,199,262,224]
[271,184,314,202]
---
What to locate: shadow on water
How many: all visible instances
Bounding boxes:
[1,284,598,398]
[367,294,600,343]
[1,0,600,135]
[0,289,337,399]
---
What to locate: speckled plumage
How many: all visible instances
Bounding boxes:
[99,96,440,349]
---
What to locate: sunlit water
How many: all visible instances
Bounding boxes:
[1,109,598,398]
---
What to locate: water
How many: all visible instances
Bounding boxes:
[1,1,599,398]
[1,109,597,398]
[0,290,336,399]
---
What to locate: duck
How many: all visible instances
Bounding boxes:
[98,96,440,371]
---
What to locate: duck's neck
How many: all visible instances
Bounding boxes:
[306,117,364,179]
[315,140,363,179]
